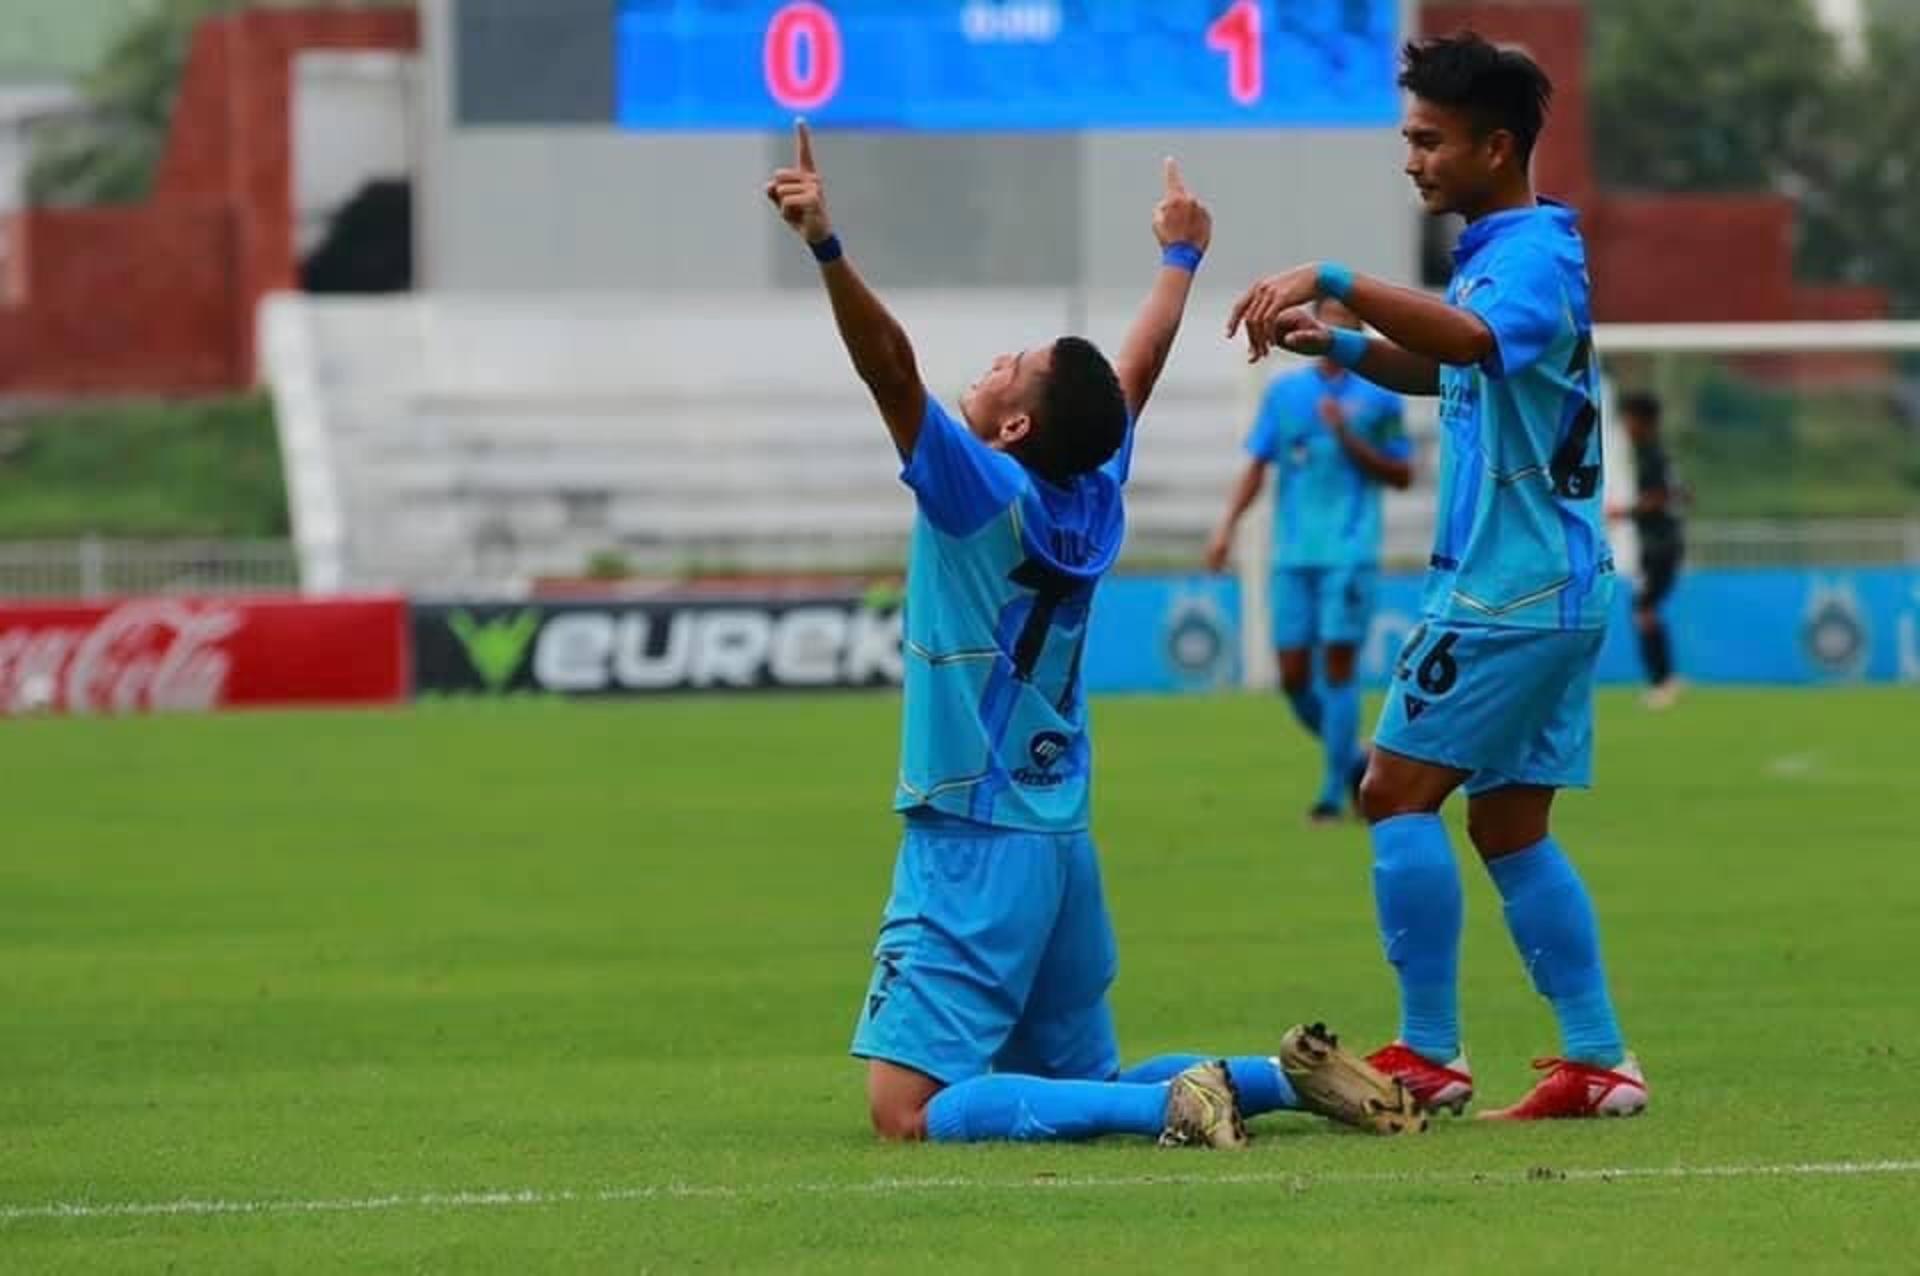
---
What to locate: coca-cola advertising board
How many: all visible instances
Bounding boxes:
[0,596,409,716]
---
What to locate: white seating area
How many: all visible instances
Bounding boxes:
[260,292,1437,596]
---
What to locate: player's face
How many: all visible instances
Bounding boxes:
[1402,98,1498,217]
[961,343,1054,450]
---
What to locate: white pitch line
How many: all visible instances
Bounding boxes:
[5,1160,1918,1224]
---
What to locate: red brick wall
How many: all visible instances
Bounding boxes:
[224,8,419,364]
[155,19,235,202]
[0,205,238,393]
[1792,284,1888,322]
[1589,193,1798,322]
[0,8,419,396]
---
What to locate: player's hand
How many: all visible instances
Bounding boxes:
[1203,526,1232,573]
[1275,307,1333,359]
[1152,157,1211,253]
[1226,265,1320,361]
[765,119,833,244]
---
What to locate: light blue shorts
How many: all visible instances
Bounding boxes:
[850,814,1119,1085]
[1271,565,1377,650]
[1373,621,1604,795]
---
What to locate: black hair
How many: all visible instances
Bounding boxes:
[1399,31,1553,164]
[1018,336,1127,482]
[1618,391,1663,424]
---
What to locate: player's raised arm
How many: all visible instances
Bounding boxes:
[1114,158,1211,422]
[767,120,927,458]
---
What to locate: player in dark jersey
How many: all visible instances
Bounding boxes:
[1614,392,1686,708]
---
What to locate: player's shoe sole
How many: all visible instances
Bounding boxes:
[1159,1060,1250,1149]
[1281,1023,1428,1135]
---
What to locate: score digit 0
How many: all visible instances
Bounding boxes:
[764,2,844,111]
[1206,0,1264,106]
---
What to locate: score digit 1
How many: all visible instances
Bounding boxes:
[764,2,844,112]
[1206,0,1263,107]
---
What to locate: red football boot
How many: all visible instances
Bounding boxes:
[1365,1043,1475,1116]
[1479,1055,1649,1121]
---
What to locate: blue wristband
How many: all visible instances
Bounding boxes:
[1327,328,1368,368]
[1316,260,1355,301]
[810,233,844,265]
[1162,243,1204,273]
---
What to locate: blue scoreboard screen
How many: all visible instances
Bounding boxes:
[614,1,1399,131]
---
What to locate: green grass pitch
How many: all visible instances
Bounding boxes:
[2,689,1914,1272]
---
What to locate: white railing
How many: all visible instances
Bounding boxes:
[0,539,300,600]
[1686,518,1920,567]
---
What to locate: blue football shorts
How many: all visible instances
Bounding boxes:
[1271,565,1377,651]
[1372,621,1604,795]
[850,814,1119,1085]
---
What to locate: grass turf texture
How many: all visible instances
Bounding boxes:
[1,689,1912,1272]
[0,397,286,539]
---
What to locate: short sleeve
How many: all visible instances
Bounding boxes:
[1459,246,1564,379]
[1244,384,1284,463]
[900,397,1026,536]
[1100,415,1137,486]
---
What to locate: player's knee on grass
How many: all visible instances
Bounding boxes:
[866,1060,941,1141]
[1278,648,1313,693]
[1323,644,1358,686]
[1466,787,1555,859]
[1633,606,1658,635]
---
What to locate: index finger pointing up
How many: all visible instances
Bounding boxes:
[1164,156,1187,195]
[795,118,816,173]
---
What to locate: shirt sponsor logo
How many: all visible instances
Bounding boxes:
[1013,729,1073,788]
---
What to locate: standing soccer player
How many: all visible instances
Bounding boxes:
[1225,33,1649,1120]
[1205,297,1411,823]
[1613,391,1686,709]
[767,124,1421,1146]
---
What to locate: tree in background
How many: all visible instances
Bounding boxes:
[1589,0,1841,194]
[25,0,409,207]
[25,0,216,206]
[1799,1,1920,318]
[1589,0,1920,317]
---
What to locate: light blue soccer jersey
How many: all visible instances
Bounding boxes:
[1245,366,1407,569]
[892,398,1132,833]
[1430,201,1614,630]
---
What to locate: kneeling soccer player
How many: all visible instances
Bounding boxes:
[766,122,1422,1146]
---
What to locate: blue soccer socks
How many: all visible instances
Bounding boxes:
[1283,683,1324,738]
[1317,681,1361,810]
[925,1074,1167,1142]
[1118,1054,1297,1115]
[1486,838,1625,1067]
[1370,813,1464,1061]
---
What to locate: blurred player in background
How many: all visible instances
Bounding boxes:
[1205,297,1410,823]
[1613,391,1686,708]
[767,123,1420,1147]
[1224,33,1648,1121]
